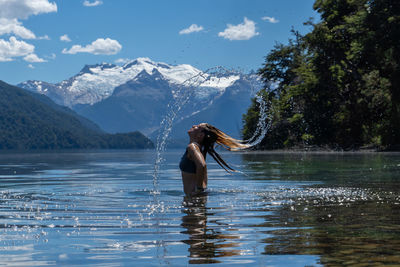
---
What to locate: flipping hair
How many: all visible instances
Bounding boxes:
[200,123,249,173]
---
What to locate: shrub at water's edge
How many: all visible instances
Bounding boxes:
[0,80,154,150]
[103,132,154,149]
[243,0,400,151]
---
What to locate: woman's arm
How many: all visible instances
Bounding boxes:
[187,143,207,189]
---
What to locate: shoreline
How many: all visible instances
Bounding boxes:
[0,147,399,155]
[236,148,400,154]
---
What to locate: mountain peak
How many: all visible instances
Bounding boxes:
[19,57,244,106]
[135,69,152,79]
[133,68,166,83]
[123,57,155,70]
[80,62,117,74]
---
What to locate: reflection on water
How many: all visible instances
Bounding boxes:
[242,152,400,266]
[181,194,241,264]
[0,151,399,266]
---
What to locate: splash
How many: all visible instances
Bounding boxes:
[152,70,209,194]
[152,67,272,191]
[234,72,273,148]
[243,92,273,147]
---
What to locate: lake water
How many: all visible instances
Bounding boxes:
[0,150,399,266]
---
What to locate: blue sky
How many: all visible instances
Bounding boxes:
[0,0,319,85]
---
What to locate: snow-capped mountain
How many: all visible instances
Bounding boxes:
[19,58,262,144]
[19,57,240,107]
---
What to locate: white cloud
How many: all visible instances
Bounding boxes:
[179,24,204,35]
[24,53,46,62]
[0,19,50,40]
[0,0,57,20]
[262,16,279,23]
[0,1,57,40]
[0,18,36,39]
[43,52,56,60]
[38,34,50,40]
[28,64,34,69]
[60,34,71,42]
[115,58,131,64]
[0,36,34,61]
[62,38,122,55]
[218,17,259,41]
[83,1,103,7]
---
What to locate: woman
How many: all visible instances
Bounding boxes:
[179,123,249,196]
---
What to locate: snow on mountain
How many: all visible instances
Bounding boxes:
[18,58,262,144]
[19,57,241,107]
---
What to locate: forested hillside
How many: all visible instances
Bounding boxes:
[243,0,400,150]
[0,81,153,150]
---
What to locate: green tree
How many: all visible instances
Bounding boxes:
[0,81,154,150]
[243,0,400,150]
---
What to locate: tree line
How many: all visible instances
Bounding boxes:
[243,0,400,150]
[0,81,154,150]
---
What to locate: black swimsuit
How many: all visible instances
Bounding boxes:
[179,149,196,173]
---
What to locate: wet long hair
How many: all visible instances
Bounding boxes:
[200,123,249,173]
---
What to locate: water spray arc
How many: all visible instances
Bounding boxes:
[152,71,208,193]
[243,91,273,148]
[152,67,272,187]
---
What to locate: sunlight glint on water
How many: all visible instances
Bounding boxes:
[1,152,400,265]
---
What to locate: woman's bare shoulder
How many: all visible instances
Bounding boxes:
[187,142,200,149]
[187,143,201,157]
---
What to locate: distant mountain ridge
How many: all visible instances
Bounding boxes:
[74,68,175,135]
[19,57,223,107]
[18,58,262,145]
[0,81,153,150]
